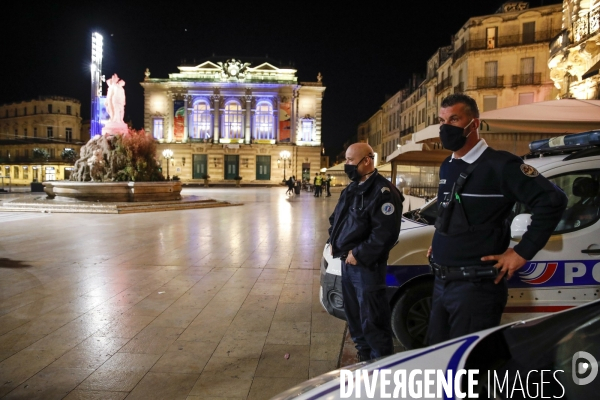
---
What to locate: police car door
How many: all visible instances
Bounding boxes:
[507,158,600,313]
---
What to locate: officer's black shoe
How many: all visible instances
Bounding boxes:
[356,352,370,362]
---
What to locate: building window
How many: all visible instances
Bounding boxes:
[23,167,28,180]
[34,127,37,137]
[253,101,274,140]
[48,104,52,113]
[66,105,72,115]
[65,128,72,142]
[221,101,243,139]
[24,149,29,158]
[523,21,535,44]
[47,126,53,138]
[24,128,27,137]
[483,95,498,111]
[520,57,535,84]
[486,27,497,49]
[14,166,19,179]
[190,100,211,139]
[300,119,314,142]
[24,107,27,116]
[14,129,18,138]
[152,118,164,139]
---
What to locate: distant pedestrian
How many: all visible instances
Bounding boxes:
[285,176,295,195]
[314,173,323,197]
[325,174,332,197]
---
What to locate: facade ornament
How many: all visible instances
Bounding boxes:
[218,59,251,79]
[144,68,151,81]
[317,72,322,82]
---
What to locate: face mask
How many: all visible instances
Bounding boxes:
[439,119,474,151]
[344,156,367,182]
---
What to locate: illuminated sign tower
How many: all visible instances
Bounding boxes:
[90,32,104,136]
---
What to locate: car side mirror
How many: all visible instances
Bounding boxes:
[511,213,532,240]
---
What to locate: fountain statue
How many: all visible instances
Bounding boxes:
[102,74,128,135]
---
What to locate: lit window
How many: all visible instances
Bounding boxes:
[153,119,164,139]
[253,102,273,140]
[301,119,314,142]
[221,101,243,139]
[190,100,211,139]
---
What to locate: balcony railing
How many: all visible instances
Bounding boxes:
[511,72,542,86]
[453,82,464,93]
[573,7,600,43]
[435,77,452,94]
[453,29,561,62]
[400,127,414,137]
[549,30,570,59]
[476,76,504,89]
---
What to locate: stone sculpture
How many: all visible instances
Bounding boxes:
[102,74,128,135]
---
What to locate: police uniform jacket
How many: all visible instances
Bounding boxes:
[328,170,404,269]
[432,140,567,267]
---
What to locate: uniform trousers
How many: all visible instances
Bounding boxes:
[427,275,508,345]
[341,260,394,360]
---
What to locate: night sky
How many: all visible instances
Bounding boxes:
[1,1,560,159]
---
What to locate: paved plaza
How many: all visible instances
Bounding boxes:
[0,187,347,399]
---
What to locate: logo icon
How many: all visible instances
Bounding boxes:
[572,351,598,385]
[518,262,558,284]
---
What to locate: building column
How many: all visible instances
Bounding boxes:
[167,93,175,143]
[244,95,252,144]
[291,89,299,144]
[212,95,220,144]
[183,94,189,143]
[273,97,279,142]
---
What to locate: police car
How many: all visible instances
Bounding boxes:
[320,130,600,350]
[272,298,600,400]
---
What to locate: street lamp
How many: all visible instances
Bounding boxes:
[278,150,291,182]
[162,149,173,180]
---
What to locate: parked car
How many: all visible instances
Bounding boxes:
[272,298,600,400]
[320,130,600,349]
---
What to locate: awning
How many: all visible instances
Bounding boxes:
[386,142,450,164]
[480,99,600,134]
[582,59,600,80]
[413,124,440,142]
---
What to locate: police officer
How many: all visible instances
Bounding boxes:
[426,94,567,345]
[328,143,404,361]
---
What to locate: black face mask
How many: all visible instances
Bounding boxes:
[344,156,368,182]
[439,119,474,151]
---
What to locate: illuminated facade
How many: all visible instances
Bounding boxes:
[141,58,325,184]
[0,96,84,184]
[549,0,600,99]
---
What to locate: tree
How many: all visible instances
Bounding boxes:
[61,148,78,163]
[32,148,50,162]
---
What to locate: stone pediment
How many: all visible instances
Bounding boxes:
[250,63,279,71]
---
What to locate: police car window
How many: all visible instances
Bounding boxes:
[512,169,600,234]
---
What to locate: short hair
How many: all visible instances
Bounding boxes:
[440,94,480,118]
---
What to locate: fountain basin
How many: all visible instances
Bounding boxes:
[43,181,182,202]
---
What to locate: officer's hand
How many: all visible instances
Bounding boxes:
[346,250,357,265]
[481,248,527,284]
[426,246,432,258]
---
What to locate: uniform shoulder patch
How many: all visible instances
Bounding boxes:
[381,187,390,193]
[439,179,446,185]
[381,203,395,215]
[520,164,539,177]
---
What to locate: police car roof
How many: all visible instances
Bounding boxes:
[524,130,600,160]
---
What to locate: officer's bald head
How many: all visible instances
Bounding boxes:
[346,143,374,162]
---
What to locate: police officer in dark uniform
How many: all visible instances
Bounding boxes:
[426,94,567,345]
[328,143,404,361]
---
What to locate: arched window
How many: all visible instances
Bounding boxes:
[221,101,243,139]
[253,101,274,140]
[190,100,211,139]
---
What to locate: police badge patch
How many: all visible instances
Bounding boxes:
[520,164,539,177]
[381,203,395,215]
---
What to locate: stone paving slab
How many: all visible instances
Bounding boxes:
[0,187,346,399]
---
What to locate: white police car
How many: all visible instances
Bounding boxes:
[272,298,600,400]
[320,130,600,349]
